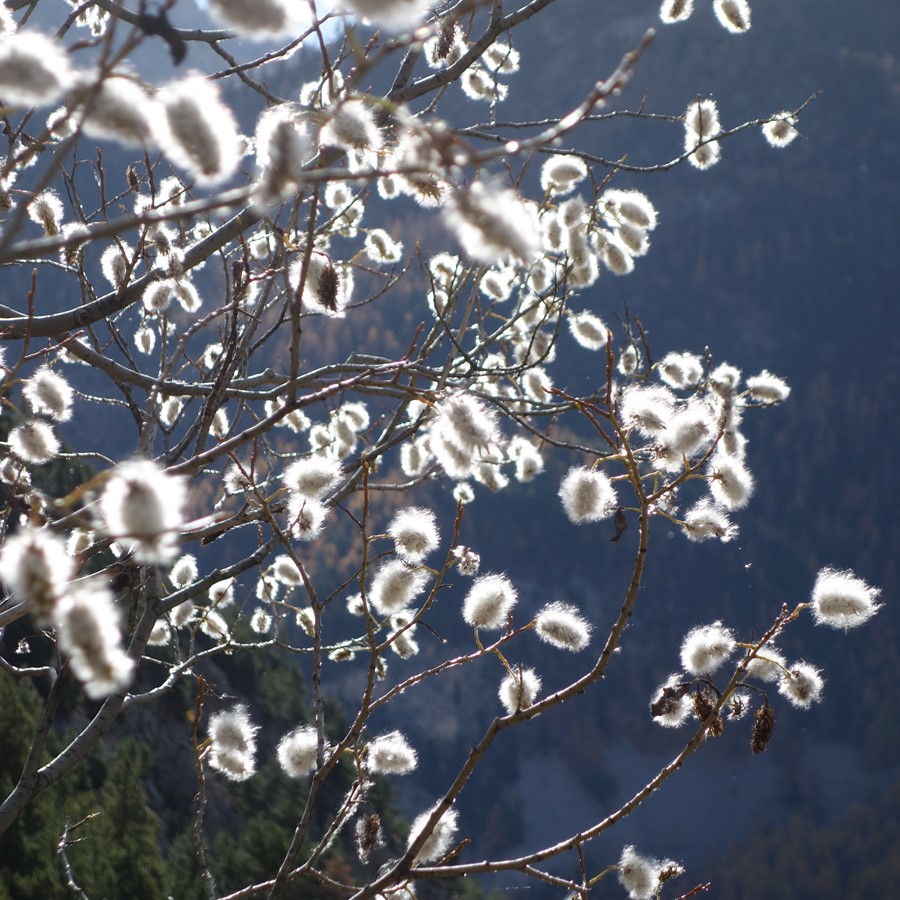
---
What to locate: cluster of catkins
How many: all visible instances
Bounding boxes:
[205,698,463,881]
[660,0,752,34]
[0,450,185,697]
[650,568,881,733]
[206,700,446,877]
[618,357,791,540]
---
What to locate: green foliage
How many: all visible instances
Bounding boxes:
[0,676,171,899]
[0,674,69,899]
[66,740,170,900]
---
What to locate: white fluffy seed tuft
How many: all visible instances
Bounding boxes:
[387,507,440,564]
[367,731,418,775]
[462,573,517,630]
[277,724,320,777]
[498,667,541,714]
[680,621,736,675]
[407,803,459,864]
[558,466,617,524]
[534,601,592,652]
[778,661,824,709]
[811,567,881,629]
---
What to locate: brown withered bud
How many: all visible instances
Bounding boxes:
[355,813,384,863]
[317,261,340,312]
[650,681,691,719]
[609,506,627,543]
[126,165,140,193]
[751,703,775,754]
[693,688,724,737]
[658,861,685,884]
[436,19,456,61]
[726,692,750,720]
[231,260,247,290]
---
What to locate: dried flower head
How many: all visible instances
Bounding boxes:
[424,20,465,68]
[750,703,775,753]
[355,813,384,863]
[289,254,351,317]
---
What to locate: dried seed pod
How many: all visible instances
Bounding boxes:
[436,19,455,61]
[316,261,339,313]
[693,688,724,737]
[126,165,140,193]
[751,703,775,753]
[650,681,691,719]
[356,813,384,863]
